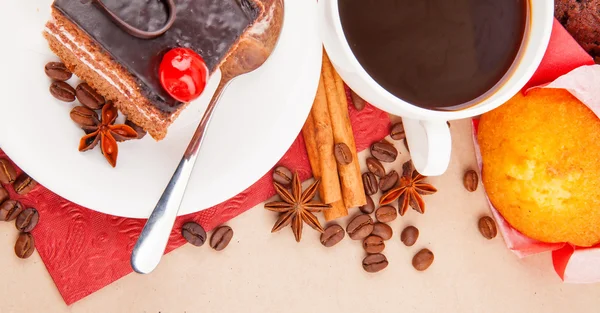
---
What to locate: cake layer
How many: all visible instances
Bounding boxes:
[44,13,178,140]
[52,0,260,113]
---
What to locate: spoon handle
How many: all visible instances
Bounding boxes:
[131,76,231,274]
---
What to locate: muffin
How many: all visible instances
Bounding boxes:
[478,89,600,247]
[555,0,600,63]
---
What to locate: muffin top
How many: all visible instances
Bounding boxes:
[478,88,600,247]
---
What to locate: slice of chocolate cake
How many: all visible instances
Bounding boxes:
[44,0,262,140]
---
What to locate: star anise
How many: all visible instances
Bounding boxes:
[264,172,331,242]
[379,161,437,215]
[78,101,138,167]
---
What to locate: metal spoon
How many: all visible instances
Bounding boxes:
[131,0,285,274]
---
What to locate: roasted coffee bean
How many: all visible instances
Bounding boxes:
[320,224,345,247]
[15,232,35,259]
[359,195,375,214]
[366,157,385,178]
[0,200,23,221]
[375,205,397,223]
[15,208,39,233]
[210,225,233,251]
[70,106,99,128]
[350,90,366,111]
[362,172,378,196]
[401,226,419,246]
[76,83,106,110]
[273,166,293,187]
[125,119,147,139]
[49,81,76,102]
[371,222,393,240]
[371,142,398,162]
[181,222,207,246]
[362,253,388,273]
[347,214,374,240]
[412,248,434,271]
[13,174,37,196]
[403,139,410,153]
[44,62,72,81]
[379,170,399,192]
[464,170,479,192]
[363,235,385,254]
[390,122,406,140]
[478,216,497,239]
[0,186,8,204]
[334,143,353,165]
[0,158,17,185]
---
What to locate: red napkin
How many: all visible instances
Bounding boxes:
[472,20,598,282]
[0,92,390,305]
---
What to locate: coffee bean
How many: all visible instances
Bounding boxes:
[70,106,99,128]
[362,253,388,273]
[403,139,410,153]
[362,172,378,196]
[273,166,293,187]
[15,208,39,233]
[401,226,419,246]
[0,200,23,221]
[49,81,76,102]
[76,83,106,110]
[350,90,366,111]
[363,235,385,254]
[390,122,406,140]
[0,158,17,185]
[464,170,479,192]
[371,142,398,163]
[346,214,374,240]
[412,248,434,271]
[13,174,37,196]
[478,216,497,239]
[181,222,207,246]
[359,195,375,214]
[15,232,35,259]
[320,224,345,247]
[0,186,8,204]
[125,119,147,139]
[334,143,353,165]
[44,62,72,81]
[375,205,397,223]
[371,222,393,240]
[210,225,233,251]
[379,170,399,192]
[366,157,385,178]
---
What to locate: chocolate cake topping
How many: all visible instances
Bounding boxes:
[53,0,260,113]
[92,0,176,39]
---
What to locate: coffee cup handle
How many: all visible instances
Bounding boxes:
[402,118,451,176]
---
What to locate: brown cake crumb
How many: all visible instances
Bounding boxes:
[555,0,600,63]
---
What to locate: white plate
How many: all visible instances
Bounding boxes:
[0,0,321,218]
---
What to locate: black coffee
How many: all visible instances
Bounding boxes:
[339,0,527,110]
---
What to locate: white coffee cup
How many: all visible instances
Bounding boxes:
[319,0,554,176]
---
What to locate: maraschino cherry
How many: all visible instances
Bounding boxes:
[159,47,208,103]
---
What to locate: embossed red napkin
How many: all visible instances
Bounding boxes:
[0,93,390,305]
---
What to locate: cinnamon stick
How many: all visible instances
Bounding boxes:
[302,110,348,221]
[321,51,367,209]
[308,76,343,205]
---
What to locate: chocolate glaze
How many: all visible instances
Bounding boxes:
[92,0,176,39]
[339,0,527,110]
[53,0,260,113]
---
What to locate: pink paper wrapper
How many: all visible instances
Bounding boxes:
[472,65,600,283]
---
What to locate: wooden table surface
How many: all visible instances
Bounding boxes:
[1,119,599,313]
